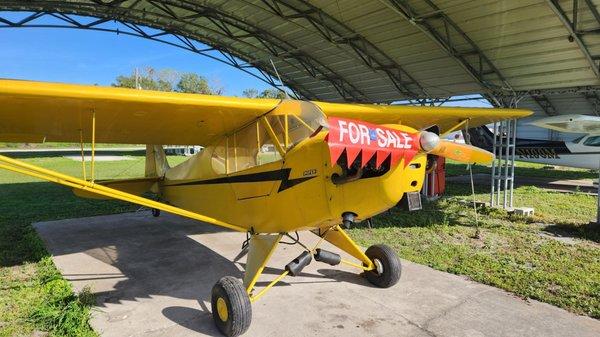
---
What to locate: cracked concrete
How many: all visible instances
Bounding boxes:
[34,212,600,337]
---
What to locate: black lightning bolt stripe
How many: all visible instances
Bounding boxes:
[163,168,316,192]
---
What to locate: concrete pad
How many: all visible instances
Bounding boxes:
[34,212,600,337]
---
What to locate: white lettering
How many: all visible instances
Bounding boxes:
[400,132,413,149]
[348,122,360,144]
[358,124,370,145]
[338,120,348,142]
[386,130,399,148]
[376,128,386,147]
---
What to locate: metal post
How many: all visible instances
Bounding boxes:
[597,158,600,224]
[490,122,498,207]
[496,122,503,206]
[509,119,517,208]
[490,118,517,210]
[91,111,96,183]
[79,129,86,181]
[503,120,510,209]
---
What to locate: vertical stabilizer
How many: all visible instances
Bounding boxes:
[145,145,170,178]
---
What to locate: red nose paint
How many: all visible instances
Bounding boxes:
[326,117,419,169]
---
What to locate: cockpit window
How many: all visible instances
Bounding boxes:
[572,135,585,144]
[211,100,326,174]
[266,100,325,150]
[583,136,600,147]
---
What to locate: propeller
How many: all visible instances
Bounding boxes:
[419,131,494,165]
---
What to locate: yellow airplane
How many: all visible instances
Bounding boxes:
[0,79,531,336]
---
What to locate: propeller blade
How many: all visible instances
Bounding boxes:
[428,140,494,165]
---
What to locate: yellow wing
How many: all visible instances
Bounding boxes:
[0,79,532,146]
[316,101,532,135]
[0,79,279,145]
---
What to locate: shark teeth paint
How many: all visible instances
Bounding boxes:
[325,117,419,169]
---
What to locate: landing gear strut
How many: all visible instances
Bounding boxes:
[208,228,401,336]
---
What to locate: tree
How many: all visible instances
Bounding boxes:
[113,68,222,95]
[112,67,175,92]
[242,88,259,98]
[242,88,287,99]
[259,88,287,99]
[176,73,212,94]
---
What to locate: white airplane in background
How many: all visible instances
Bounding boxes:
[468,114,600,169]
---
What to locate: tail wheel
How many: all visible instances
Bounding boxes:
[211,276,252,337]
[364,244,401,288]
[151,208,160,217]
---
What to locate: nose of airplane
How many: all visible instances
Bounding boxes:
[418,131,440,152]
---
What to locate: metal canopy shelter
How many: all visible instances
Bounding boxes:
[1,0,600,112]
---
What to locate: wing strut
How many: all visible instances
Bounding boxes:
[0,154,247,233]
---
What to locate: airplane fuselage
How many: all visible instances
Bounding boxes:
[468,126,600,169]
[512,136,600,169]
[158,131,426,233]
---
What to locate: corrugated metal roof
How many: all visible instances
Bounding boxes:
[1,0,600,115]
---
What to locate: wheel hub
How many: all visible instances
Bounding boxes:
[374,259,384,275]
[216,297,228,322]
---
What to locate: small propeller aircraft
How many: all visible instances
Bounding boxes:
[468,114,600,169]
[0,79,531,336]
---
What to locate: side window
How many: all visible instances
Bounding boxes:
[211,138,228,174]
[212,121,282,174]
[583,136,600,147]
[572,135,585,144]
[228,122,260,172]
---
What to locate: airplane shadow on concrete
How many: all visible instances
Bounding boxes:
[35,212,371,336]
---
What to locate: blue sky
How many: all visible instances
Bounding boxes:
[0,19,273,96]
[0,12,488,106]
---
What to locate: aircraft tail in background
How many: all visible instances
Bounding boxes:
[466,126,600,169]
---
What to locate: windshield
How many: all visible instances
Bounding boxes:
[583,135,600,147]
[266,100,326,150]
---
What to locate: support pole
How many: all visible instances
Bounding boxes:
[510,120,517,208]
[249,271,289,303]
[590,158,600,228]
[91,111,96,183]
[490,118,517,210]
[490,122,497,207]
[79,129,86,181]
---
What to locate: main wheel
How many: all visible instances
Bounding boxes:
[151,208,160,217]
[211,276,252,337]
[364,244,401,288]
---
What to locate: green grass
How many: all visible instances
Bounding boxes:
[446,160,598,180]
[1,156,599,336]
[350,180,600,319]
[0,155,187,337]
[0,142,143,149]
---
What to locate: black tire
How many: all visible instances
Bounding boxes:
[211,276,252,337]
[151,208,160,217]
[364,244,401,288]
